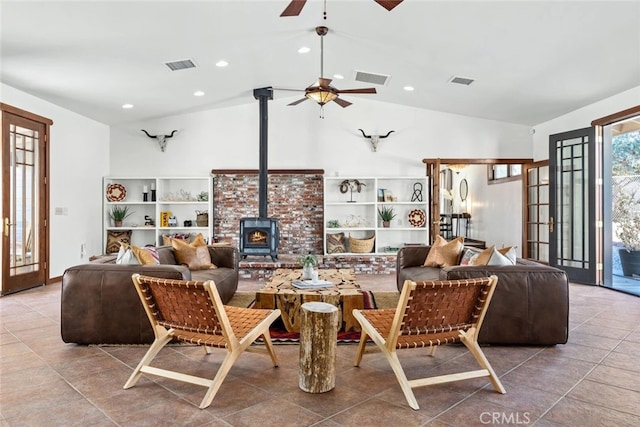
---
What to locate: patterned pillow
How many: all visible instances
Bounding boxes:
[105,230,132,254]
[497,246,517,264]
[459,247,482,265]
[423,235,464,267]
[326,233,346,253]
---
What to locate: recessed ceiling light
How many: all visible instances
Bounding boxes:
[403,86,415,91]
[194,91,205,97]
[298,46,310,54]
[333,74,344,79]
[122,104,134,109]
[216,60,229,67]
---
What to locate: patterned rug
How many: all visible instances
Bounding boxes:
[227,290,399,343]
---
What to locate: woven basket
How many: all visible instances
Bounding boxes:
[196,211,208,227]
[349,234,375,253]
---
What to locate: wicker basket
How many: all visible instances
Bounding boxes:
[349,234,375,253]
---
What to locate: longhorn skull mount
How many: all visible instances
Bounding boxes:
[357,129,395,152]
[141,129,179,152]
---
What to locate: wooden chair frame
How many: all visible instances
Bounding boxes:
[124,274,281,409]
[353,275,505,410]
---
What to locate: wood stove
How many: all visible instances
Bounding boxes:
[239,87,279,261]
[239,218,279,261]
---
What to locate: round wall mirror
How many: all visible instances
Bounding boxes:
[460,179,469,201]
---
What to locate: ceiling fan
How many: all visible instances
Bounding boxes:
[285,26,376,113]
[281,0,404,17]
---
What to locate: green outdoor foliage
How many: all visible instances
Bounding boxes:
[612,130,640,176]
[613,180,640,252]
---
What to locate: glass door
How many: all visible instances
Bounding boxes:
[1,105,50,295]
[549,127,597,285]
[523,160,550,263]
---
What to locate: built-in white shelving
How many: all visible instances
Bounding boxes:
[103,176,213,248]
[323,176,430,255]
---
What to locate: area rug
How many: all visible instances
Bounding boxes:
[227,290,400,343]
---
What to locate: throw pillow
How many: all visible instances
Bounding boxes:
[115,243,139,265]
[326,232,346,253]
[106,230,132,254]
[459,247,482,265]
[191,233,207,247]
[162,233,196,246]
[469,245,495,266]
[130,245,160,265]
[171,238,217,270]
[498,246,517,264]
[423,235,464,267]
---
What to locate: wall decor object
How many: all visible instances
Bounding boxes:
[408,209,426,228]
[411,182,423,202]
[339,179,366,203]
[357,129,395,152]
[140,129,179,152]
[160,211,172,228]
[460,179,469,201]
[106,183,126,201]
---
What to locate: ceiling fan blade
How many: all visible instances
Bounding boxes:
[333,98,352,108]
[336,87,377,94]
[375,0,404,11]
[287,97,308,106]
[280,0,307,17]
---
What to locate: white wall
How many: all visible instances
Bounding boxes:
[532,85,640,159]
[110,96,533,177]
[1,84,110,279]
[450,167,523,254]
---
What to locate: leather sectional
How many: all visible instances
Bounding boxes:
[61,245,238,345]
[396,246,569,345]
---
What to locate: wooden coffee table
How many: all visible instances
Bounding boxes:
[254,268,364,332]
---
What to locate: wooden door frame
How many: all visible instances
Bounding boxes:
[1,103,52,293]
[422,158,532,244]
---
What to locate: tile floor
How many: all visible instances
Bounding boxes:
[1,275,640,426]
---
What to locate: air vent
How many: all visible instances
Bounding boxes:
[354,70,391,86]
[449,76,475,86]
[164,59,197,71]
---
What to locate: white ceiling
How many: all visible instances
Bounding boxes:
[2,0,639,126]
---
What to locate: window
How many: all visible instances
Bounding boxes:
[488,164,522,184]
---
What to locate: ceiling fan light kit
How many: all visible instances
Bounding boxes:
[286,26,377,117]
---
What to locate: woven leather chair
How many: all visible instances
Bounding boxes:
[124,274,281,409]
[353,275,505,410]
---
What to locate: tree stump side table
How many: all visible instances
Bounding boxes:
[299,302,339,393]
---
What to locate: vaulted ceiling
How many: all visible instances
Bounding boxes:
[2,1,639,126]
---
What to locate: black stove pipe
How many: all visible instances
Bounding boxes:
[253,87,273,219]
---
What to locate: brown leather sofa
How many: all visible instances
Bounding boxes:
[61,245,239,345]
[396,246,569,345]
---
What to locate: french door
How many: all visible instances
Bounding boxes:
[1,104,51,295]
[549,127,597,285]
[522,160,550,263]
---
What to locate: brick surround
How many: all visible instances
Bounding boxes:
[212,169,398,276]
[211,170,324,255]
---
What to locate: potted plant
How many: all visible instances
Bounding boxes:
[297,254,318,280]
[378,205,396,228]
[613,181,640,276]
[109,205,133,227]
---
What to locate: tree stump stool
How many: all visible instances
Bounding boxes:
[299,302,339,393]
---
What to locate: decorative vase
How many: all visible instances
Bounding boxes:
[302,265,315,280]
[619,249,640,277]
[114,220,123,227]
[383,221,390,228]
